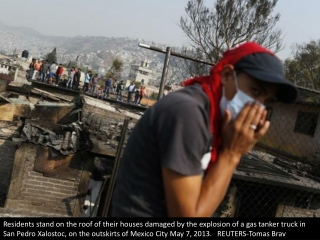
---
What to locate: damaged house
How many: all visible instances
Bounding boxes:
[0,78,142,217]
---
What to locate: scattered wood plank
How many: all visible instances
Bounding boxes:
[30,89,60,101]
[0,94,10,103]
[33,88,72,102]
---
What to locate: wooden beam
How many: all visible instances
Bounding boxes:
[30,89,60,101]
[33,88,72,102]
[0,94,10,103]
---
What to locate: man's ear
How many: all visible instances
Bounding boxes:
[220,65,235,85]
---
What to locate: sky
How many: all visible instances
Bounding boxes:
[1,0,320,60]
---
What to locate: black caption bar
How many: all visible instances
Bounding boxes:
[1,218,317,239]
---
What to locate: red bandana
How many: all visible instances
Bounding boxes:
[183,42,274,172]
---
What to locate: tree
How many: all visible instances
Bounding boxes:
[149,92,158,100]
[106,58,123,81]
[44,47,57,64]
[284,40,320,103]
[179,0,283,63]
[135,81,142,88]
[169,47,213,81]
[67,60,79,69]
[67,60,71,68]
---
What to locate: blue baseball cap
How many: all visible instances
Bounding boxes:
[234,53,298,103]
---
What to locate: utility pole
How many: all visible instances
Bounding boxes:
[158,47,171,100]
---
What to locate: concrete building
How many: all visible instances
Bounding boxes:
[257,87,320,165]
[144,85,159,98]
[127,59,153,86]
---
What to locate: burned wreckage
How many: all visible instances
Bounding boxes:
[0,82,138,217]
[21,121,92,157]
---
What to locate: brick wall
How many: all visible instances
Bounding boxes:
[2,103,135,216]
[5,143,83,216]
[0,140,16,207]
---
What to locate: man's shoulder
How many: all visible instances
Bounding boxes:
[152,85,208,120]
[160,84,206,106]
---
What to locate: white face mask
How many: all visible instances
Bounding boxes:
[220,72,265,120]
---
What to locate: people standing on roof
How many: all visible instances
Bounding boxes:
[138,85,145,105]
[96,87,104,99]
[40,60,50,83]
[127,82,136,103]
[28,58,36,80]
[104,78,112,98]
[116,80,125,101]
[73,68,81,90]
[91,74,99,94]
[133,88,140,104]
[66,67,75,89]
[55,64,64,86]
[82,70,91,92]
[112,80,117,94]
[33,59,41,80]
[48,62,57,85]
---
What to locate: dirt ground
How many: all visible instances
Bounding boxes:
[140,97,156,106]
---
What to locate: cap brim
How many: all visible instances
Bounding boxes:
[242,69,298,103]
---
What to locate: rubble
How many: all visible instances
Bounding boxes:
[21,121,92,156]
[0,76,141,216]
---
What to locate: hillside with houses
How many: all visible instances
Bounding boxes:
[0,21,187,86]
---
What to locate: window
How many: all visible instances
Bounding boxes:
[294,111,318,137]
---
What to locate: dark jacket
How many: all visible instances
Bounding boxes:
[117,82,124,92]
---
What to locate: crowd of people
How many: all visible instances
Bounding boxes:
[101,79,145,105]
[28,58,81,89]
[27,58,146,105]
[126,81,146,104]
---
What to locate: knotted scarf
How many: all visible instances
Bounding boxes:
[183,42,274,172]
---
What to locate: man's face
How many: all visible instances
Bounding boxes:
[221,66,278,104]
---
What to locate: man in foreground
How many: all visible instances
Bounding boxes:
[111,42,298,217]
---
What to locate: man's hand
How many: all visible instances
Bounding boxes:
[221,102,270,165]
